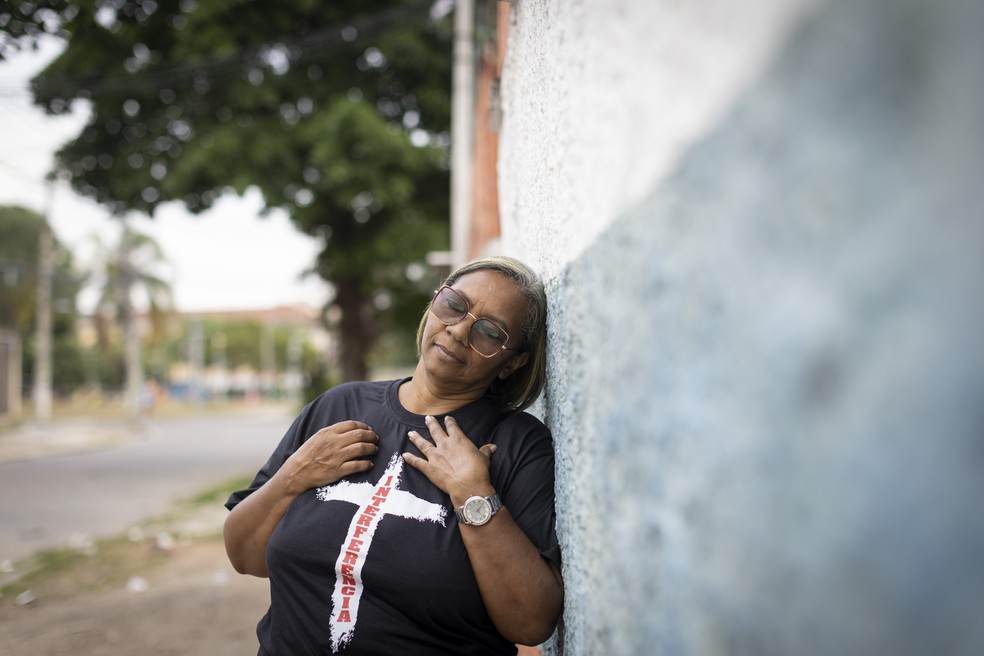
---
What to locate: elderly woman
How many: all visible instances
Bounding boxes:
[224,256,563,655]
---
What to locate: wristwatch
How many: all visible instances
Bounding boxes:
[455,494,502,526]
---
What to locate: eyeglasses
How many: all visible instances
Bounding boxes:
[430,285,519,358]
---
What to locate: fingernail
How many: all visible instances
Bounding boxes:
[489,444,497,453]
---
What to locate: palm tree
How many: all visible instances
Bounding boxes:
[88,219,173,418]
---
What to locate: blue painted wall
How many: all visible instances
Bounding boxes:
[502,0,984,653]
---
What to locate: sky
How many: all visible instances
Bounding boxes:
[0,40,328,314]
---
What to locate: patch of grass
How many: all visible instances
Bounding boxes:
[26,547,92,579]
[184,474,254,507]
[1,534,177,602]
[0,476,244,605]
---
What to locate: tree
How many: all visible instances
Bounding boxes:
[0,205,86,397]
[88,221,173,415]
[4,0,453,382]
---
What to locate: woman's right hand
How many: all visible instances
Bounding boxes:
[225,420,378,577]
[283,420,379,493]
[226,420,376,576]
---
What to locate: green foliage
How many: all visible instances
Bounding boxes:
[6,1,455,380]
[85,340,126,391]
[0,205,87,395]
[184,474,255,507]
[0,2,71,58]
[89,224,174,340]
[0,206,80,332]
[51,336,87,394]
[193,318,302,371]
[148,316,326,400]
[0,534,169,600]
[212,320,265,370]
[302,363,340,406]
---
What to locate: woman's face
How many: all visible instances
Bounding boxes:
[419,269,530,391]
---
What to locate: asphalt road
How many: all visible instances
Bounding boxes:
[0,409,295,564]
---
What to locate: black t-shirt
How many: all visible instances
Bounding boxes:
[226,378,560,656]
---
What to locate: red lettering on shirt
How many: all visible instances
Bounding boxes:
[317,454,447,650]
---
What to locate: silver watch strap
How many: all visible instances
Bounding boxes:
[487,494,502,515]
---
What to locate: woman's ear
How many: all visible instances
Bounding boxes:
[498,351,530,380]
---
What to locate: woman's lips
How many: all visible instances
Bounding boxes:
[435,342,464,364]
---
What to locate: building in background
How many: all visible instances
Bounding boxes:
[169,305,330,403]
[76,304,330,404]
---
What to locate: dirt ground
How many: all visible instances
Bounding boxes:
[0,410,546,656]
[0,520,270,655]
[0,538,547,656]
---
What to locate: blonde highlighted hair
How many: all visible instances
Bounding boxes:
[416,256,548,413]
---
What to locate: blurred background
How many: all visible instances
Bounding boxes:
[0,2,467,654]
[2,1,984,655]
[0,0,459,422]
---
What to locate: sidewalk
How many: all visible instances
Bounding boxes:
[0,415,270,656]
[0,418,140,464]
[0,400,298,465]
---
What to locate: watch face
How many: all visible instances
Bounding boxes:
[463,497,492,525]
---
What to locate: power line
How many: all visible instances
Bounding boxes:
[0,159,49,192]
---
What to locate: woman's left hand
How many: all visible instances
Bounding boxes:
[403,415,496,504]
[406,415,564,645]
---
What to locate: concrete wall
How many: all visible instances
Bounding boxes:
[497,0,984,654]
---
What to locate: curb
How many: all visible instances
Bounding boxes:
[0,420,137,464]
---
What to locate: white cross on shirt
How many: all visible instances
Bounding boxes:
[315,453,447,650]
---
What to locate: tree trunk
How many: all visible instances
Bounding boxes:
[333,276,374,383]
[120,225,143,419]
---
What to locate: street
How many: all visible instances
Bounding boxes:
[0,408,293,564]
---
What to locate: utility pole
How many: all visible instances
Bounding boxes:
[119,218,143,419]
[187,318,204,404]
[286,329,303,403]
[261,324,275,398]
[450,0,475,268]
[33,180,54,422]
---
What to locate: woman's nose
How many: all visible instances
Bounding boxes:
[446,315,473,345]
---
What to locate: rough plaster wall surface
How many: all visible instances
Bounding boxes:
[499,0,984,654]
[497,0,818,279]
